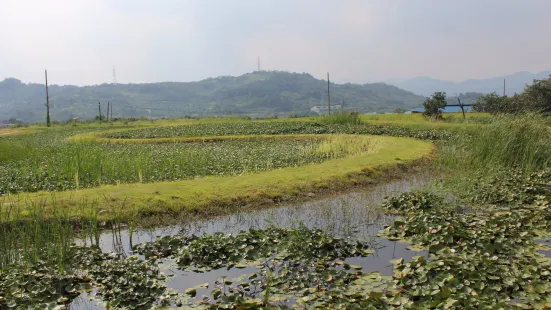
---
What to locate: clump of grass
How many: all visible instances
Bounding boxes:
[319,112,363,125]
[0,196,75,269]
[461,114,551,172]
[439,113,551,192]
[301,135,383,159]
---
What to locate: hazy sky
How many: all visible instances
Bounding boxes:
[1,0,550,86]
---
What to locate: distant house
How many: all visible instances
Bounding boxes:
[310,105,342,115]
[0,120,16,128]
[409,106,473,113]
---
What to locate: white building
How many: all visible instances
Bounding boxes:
[310,105,342,115]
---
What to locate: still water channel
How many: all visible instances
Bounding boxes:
[71,173,433,309]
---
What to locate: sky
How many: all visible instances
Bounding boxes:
[1,0,550,86]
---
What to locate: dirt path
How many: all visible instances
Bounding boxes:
[0,130,19,136]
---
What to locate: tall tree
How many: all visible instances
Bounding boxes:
[422,92,447,120]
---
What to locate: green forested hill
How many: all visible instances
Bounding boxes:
[0,71,425,122]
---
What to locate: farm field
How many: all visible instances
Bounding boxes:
[2,113,551,309]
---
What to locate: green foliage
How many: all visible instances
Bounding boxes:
[513,75,551,114]
[473,76,551,114]
[135,226,373,272]
[0,261,89,308]
[0,226,375,309]
[379,179,551,308]
[422,92,447,120]
[472,92,512,113]
[0,246,187,309]
[467,169,551,207]
[381,191,445,214]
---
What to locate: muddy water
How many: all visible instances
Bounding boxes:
[71,173,432,309]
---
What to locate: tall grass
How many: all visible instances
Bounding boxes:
[0,195,106,269]
[318,112,363,125]
[0,138,31,162]
[0,197,74,269]
[360,112,491,123]
[438,114,551,196]
[300,135,383,159]
[461,114,551,172]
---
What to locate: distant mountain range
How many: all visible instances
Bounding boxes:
[386,70,551,97]
[0,71,425,123]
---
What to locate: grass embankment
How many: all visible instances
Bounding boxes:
[7,135,434,224]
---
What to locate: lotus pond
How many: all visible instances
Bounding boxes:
[2,117,551,309]
[3,169,551,309]
[0,129,390,195]
[99,121,454,141]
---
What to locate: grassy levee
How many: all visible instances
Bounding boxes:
[7,136,434,224]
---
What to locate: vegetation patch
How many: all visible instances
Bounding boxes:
[4,168,548,309]
[8,135,432,223]
[99,121,455,141]
[0,132,392,195]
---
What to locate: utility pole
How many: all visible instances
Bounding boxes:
[107,102,110,121]
[45,70,51,127]
[110,102,113,120]
[342,99,345,112]
[327,72,331,115]
[98,102,102,121]
[457,97,466,120]
[503,79,506,97]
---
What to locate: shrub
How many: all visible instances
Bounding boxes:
[422,92,447,120]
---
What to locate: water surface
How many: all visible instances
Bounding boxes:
[73,173,432,308]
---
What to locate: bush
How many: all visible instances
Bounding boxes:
[422,92,447,120]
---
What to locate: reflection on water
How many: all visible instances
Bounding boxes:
[72,174,431,309]
[536,239,551,259]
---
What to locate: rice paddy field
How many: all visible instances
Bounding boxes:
[2,113,551,309]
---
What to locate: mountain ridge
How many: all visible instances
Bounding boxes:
[386,70,551,97]
[0,71,425,122]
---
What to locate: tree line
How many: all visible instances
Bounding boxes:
[422,75,551,119]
